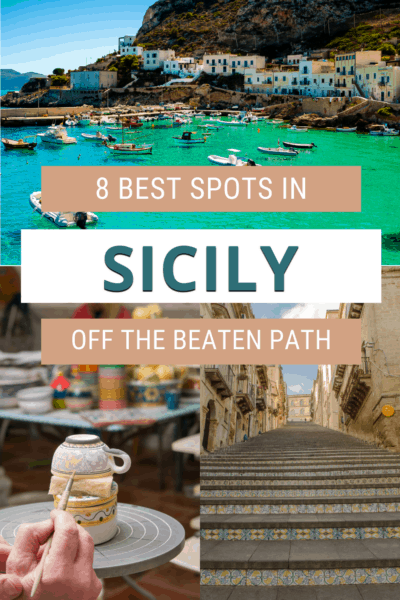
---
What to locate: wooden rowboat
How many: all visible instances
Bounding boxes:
[2,137,37,150]
[103,142,153,155]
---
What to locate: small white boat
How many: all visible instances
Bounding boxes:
[272,119,284,124]
[208,154,260,166]
[370,125,399,136]
[216,119,248,126]
[29,192,98,228]
[104,142,153,155]
[77,115,91,126]
[288,125,309,132]
[257,146,298,157]
[38,125,77,145]
[82,132,116,142]
[336,127,357,133]
[65,119,78,126]
[173,131,206,145]
[382,128,399,136]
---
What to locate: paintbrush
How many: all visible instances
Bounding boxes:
[30,471,76,598]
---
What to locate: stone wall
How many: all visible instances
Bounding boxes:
[300,97,350,117]
[345,268,400,451]
[1,105,95,118]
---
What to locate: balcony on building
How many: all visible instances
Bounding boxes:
[204,365,234,398]
[340,363,371,420]
[210,303,230,319]
[345,303,364,319]
[256,389,267,411]
[255,365,268,387]
[236,379,256,414]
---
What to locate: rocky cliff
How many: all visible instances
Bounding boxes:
[136,0,400,57]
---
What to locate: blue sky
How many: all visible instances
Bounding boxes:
[2,0,153,75]
[251,303,339,395]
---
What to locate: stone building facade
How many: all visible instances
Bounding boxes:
[199,304,287,453]
[288,394,312,422]
[312,268,400,452]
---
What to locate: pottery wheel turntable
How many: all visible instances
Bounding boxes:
[0,502,186,578]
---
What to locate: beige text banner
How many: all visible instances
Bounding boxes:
[41,318,361,365]
[41,166,361,212]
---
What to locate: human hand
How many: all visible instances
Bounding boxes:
[0,536,23,599]
[6,510,102,600]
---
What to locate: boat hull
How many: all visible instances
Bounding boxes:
[2,139,37,150]
[257,147,298,156]
[29,193,99,228]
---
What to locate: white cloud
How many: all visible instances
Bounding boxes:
[281,303,340,319]
[288,384,304,393]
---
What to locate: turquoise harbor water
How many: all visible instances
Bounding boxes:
[1,117,399,264]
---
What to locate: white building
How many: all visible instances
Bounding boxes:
[245,59,335,97]
[70,70,118,90]
[356,63,400,102]
[287,54,304,65]
[143,49,175,70]
[118,36,143,57]
[203,53,265,76]
[163,57,201,77]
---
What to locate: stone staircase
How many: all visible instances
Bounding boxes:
[200,422,400,599]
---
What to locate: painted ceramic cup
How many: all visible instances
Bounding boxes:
[51,434,131,479]
[54,481,118,545]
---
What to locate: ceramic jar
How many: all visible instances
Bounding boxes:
[54,481,118,545]
[51,434,131,479]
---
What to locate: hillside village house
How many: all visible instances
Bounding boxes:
[143,49,175,70]
[357,62,400,102]
[245,59,335,97]
[243,50,399,100]
[200,303,287,454]
[312,268,400,453]
[163,57,201,77]
[202,53,265,76]
[334,50,381,97]
[118,36,143,57]
[70,70,117,90]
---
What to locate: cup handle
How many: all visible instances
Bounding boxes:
[106,449,131,474]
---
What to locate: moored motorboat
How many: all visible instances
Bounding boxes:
[216,119,247,126]
[76,115,91,126]
[370,125,399,136]
[173,131,206,145]
[82,132,116,142]
[336,126,357,133]
[257,146,298,157]
[2,136,37,150]
[288,125,309,132]
[29,192,99,228]
[103,141,153,155]
[282,141,317,149]
[208,154,260,166]
[38,125,77,145]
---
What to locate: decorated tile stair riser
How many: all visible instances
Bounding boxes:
[200,502,400,514]
[200,477,400,486]
[200,527,400,540]
[200,568,400,586]
[201,469,400,477]
[200,488,400,498]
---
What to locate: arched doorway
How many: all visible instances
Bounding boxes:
[202,400,216,452]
